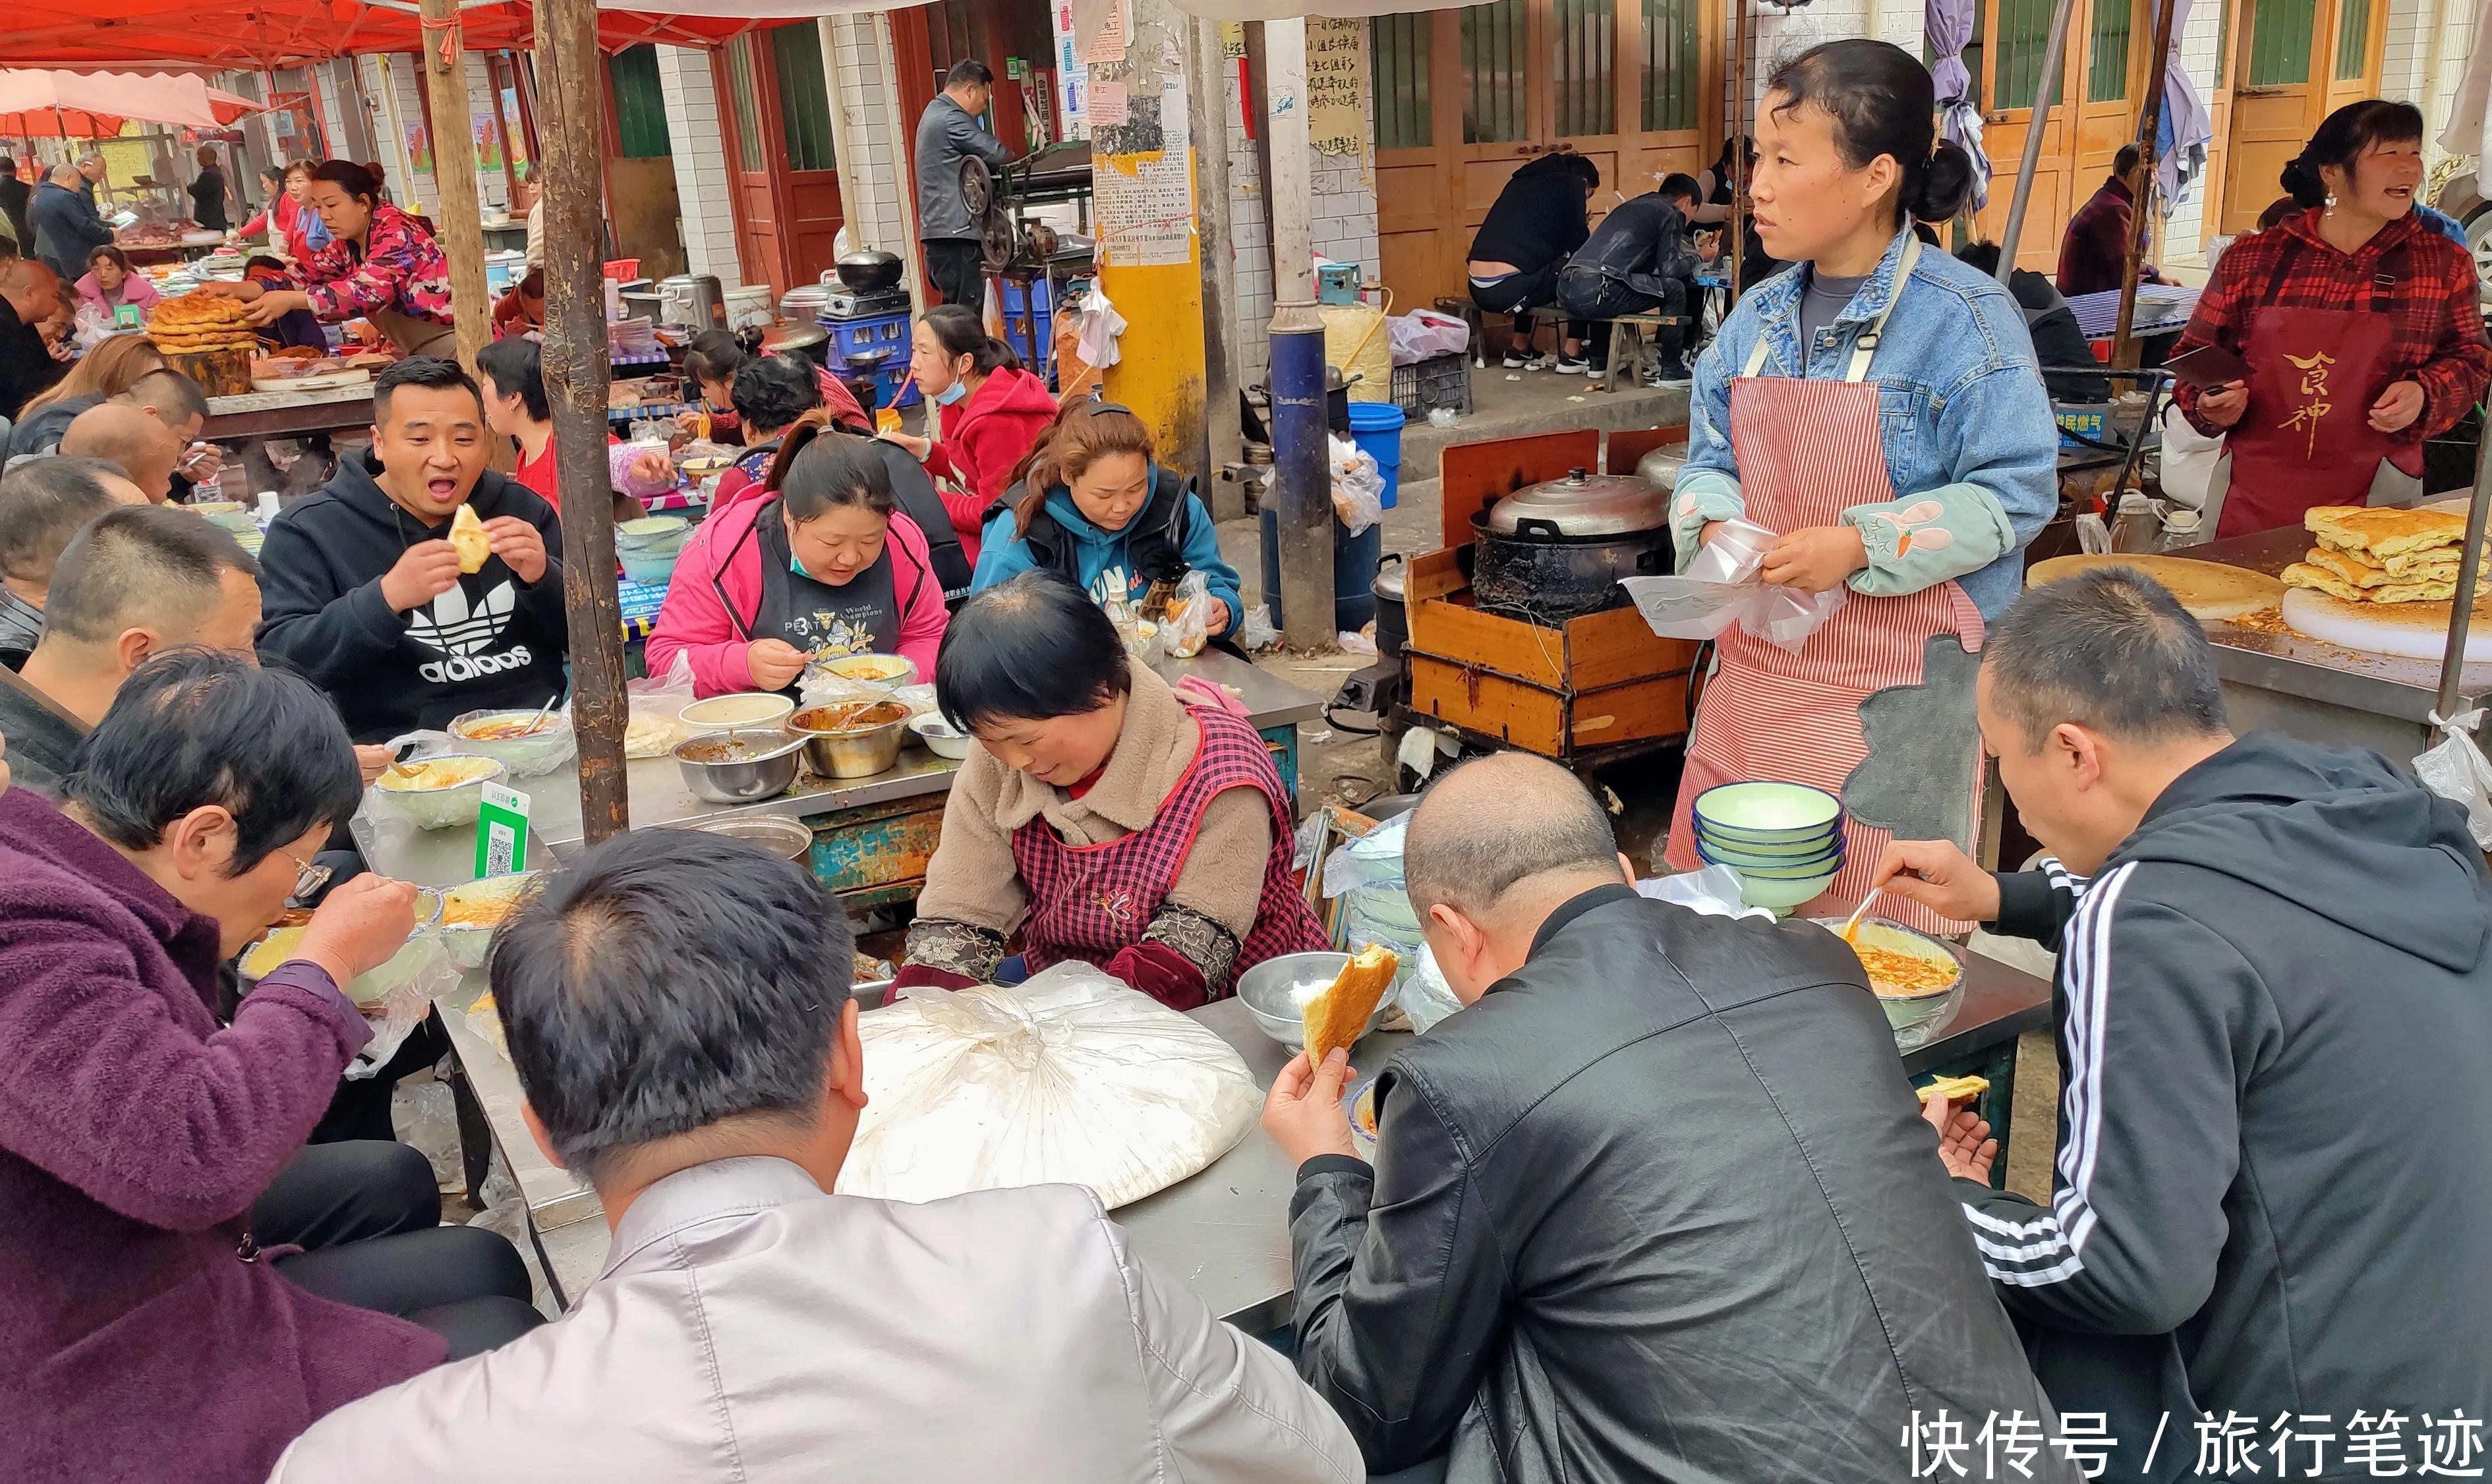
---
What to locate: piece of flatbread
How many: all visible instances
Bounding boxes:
[2025,554,2286,624]
[2282,562,2457,604]
[448,503,492,574]
[2305,505,2467,559]
[1300,943,1397,1068]
[2307,540,2480,581]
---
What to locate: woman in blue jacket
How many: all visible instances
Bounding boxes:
[1661,39,2058,934]
[971,401,1242,641]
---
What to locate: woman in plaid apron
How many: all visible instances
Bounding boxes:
[896,571,1324,1008]
[1665,42,2060,934]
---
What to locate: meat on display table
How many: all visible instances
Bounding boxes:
[2168,522,2492,758]
[434,943,2050,1319]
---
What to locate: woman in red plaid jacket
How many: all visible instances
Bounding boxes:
[2172,100,2490,538]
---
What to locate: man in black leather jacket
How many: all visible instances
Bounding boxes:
[1265,753,2074,1484]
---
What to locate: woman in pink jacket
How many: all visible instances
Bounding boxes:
[647,411,950,699]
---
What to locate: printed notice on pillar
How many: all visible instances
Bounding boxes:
[1306,16,1368,166]
[1073,0,1126,67]
[1095,153,1194,267]
[1089,80,1128,127]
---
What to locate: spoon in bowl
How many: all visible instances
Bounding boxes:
[1839,887,1883,946]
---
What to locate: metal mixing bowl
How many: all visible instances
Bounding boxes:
[672,729,805,803]
[789,700,911,779]
[1234,951,1400,1052]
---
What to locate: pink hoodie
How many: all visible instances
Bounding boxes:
[920,364,1059,559]
[646,492,950,699]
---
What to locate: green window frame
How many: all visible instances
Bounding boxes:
[2087,0,2133,104]
[2245,0,2316,86]
[770,24,838,174]
[1371,13,1432,150]
[1994,0,2064,111]
[2333,0,2371,82]
[608,44,672,159]
[1550,0,1614,138]
[1640,0,1698,132]
[1462,0,1527,144]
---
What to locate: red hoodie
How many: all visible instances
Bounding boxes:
[645,494,950,698]
[921,365,1058,561]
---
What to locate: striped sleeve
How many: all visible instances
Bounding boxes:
[1986,856,2086,952]
[1958,863,2269,1333]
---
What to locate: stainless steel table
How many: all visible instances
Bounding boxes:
[2170,526,2492,758]
[438,947,2050,1325]
[356,650,1323,891]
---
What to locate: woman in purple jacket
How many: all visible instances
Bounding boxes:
[0,652,540,1484]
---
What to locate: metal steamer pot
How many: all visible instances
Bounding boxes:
[1470,467,1673,621]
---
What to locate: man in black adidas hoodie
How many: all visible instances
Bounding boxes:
[256,357,567,743]
[1877,569,2492,1482]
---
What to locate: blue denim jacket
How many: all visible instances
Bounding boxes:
[1673,227,2059,622]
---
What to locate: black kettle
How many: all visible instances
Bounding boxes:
[835,250,904,292]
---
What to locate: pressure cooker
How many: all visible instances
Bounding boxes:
[1470,467,1673,621]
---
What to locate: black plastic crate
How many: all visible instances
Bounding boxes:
[1392,352,1472,418]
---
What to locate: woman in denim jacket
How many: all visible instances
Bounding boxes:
[1662,39,2058,935]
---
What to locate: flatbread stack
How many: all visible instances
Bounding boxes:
[2281,506,2485,605]
[146,294,258,356]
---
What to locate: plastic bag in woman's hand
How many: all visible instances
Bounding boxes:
[1160,570,1211,659]
[2416,708,2492,849]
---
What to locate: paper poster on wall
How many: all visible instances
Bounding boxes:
[1088,80,1128,127]
[473,118,504,173]
[403,120,432,174]
[1071,0,1126,67]
[1094,152,1194,267]
[501,88,529,167]
[1050,1,1089,138]
[1160,78,1188,153]
[1305,16,1366,163]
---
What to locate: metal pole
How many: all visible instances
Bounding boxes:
[1992,0,2079,283]
[1188,14,1246,519]
[2433,424,2492,718]
[1726,0,1745,305]
[1265,16,1333,651]
[2110,0,2180,369]
[535,0,629,843]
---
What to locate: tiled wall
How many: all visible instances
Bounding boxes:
[2385,0,2478,165]
[825,14,912,256]
[655,45,743,283]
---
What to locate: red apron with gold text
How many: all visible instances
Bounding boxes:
[1664,239,1986,934]
[2213,240,2402,538]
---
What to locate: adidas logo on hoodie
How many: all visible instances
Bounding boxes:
[407,582,536,684]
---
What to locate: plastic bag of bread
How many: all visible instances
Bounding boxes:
[623,652,699,758]
[837,963,1259,1209]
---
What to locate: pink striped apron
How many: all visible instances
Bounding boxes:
[1663,239,1985,934]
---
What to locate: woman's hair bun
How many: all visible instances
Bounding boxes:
[1913,140,1978,223]
[2278,154,2325,208]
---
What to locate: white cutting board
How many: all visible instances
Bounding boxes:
[250,368,372,394]
[2280,587,2492,662]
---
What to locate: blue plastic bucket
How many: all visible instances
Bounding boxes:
[1347,401,1405,510]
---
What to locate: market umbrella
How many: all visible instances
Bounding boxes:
[0,69,266,136]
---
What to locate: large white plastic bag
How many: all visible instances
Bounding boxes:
[1387,308,1470,364]
[625,652,699,758]
[1329,434,1384,536]
[836,963,1260,1209]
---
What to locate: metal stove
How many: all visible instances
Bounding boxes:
[819,285,913,320]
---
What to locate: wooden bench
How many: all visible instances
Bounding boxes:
[1600,312,1695,392]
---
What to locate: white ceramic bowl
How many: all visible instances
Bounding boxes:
[908,712,973,760]
[1692,781,1845,843]
[678,691,796,732]
[448,706,576,779]
[1692,818,1842,859]
[241,888,443,1006]
[1233,951,1400,1052]
[372,755,507,831]
[441,872,541,970]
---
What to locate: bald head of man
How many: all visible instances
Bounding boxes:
[1403,752,1636,1002]
[60,402,184,503]
[0,257,60,324]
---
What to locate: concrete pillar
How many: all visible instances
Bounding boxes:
[654,45,744,283]
[1091,0,1211,474]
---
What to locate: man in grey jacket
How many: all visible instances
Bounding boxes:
[1881,569,2492,1482]
[914,58,1010,318]
[1265,753,2073,1484]
[271,828,1364,1484]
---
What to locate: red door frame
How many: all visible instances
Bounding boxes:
[712,27,848,297]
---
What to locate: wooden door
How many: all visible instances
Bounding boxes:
[1972,0,2087,272]
[2216,0,2381,236]
[2073,0,2139,190]
[716,26,848,296]
[1372,0,1716,310]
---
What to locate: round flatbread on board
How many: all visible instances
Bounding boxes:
[2026,554,2286,625]
[2278,587,2492,662]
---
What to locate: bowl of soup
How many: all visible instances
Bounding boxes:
[789,700,911,778]
[1809,917,1966,1050]
[242,888,444,1007]
[448,706,575,779]
[372,755,507,830]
